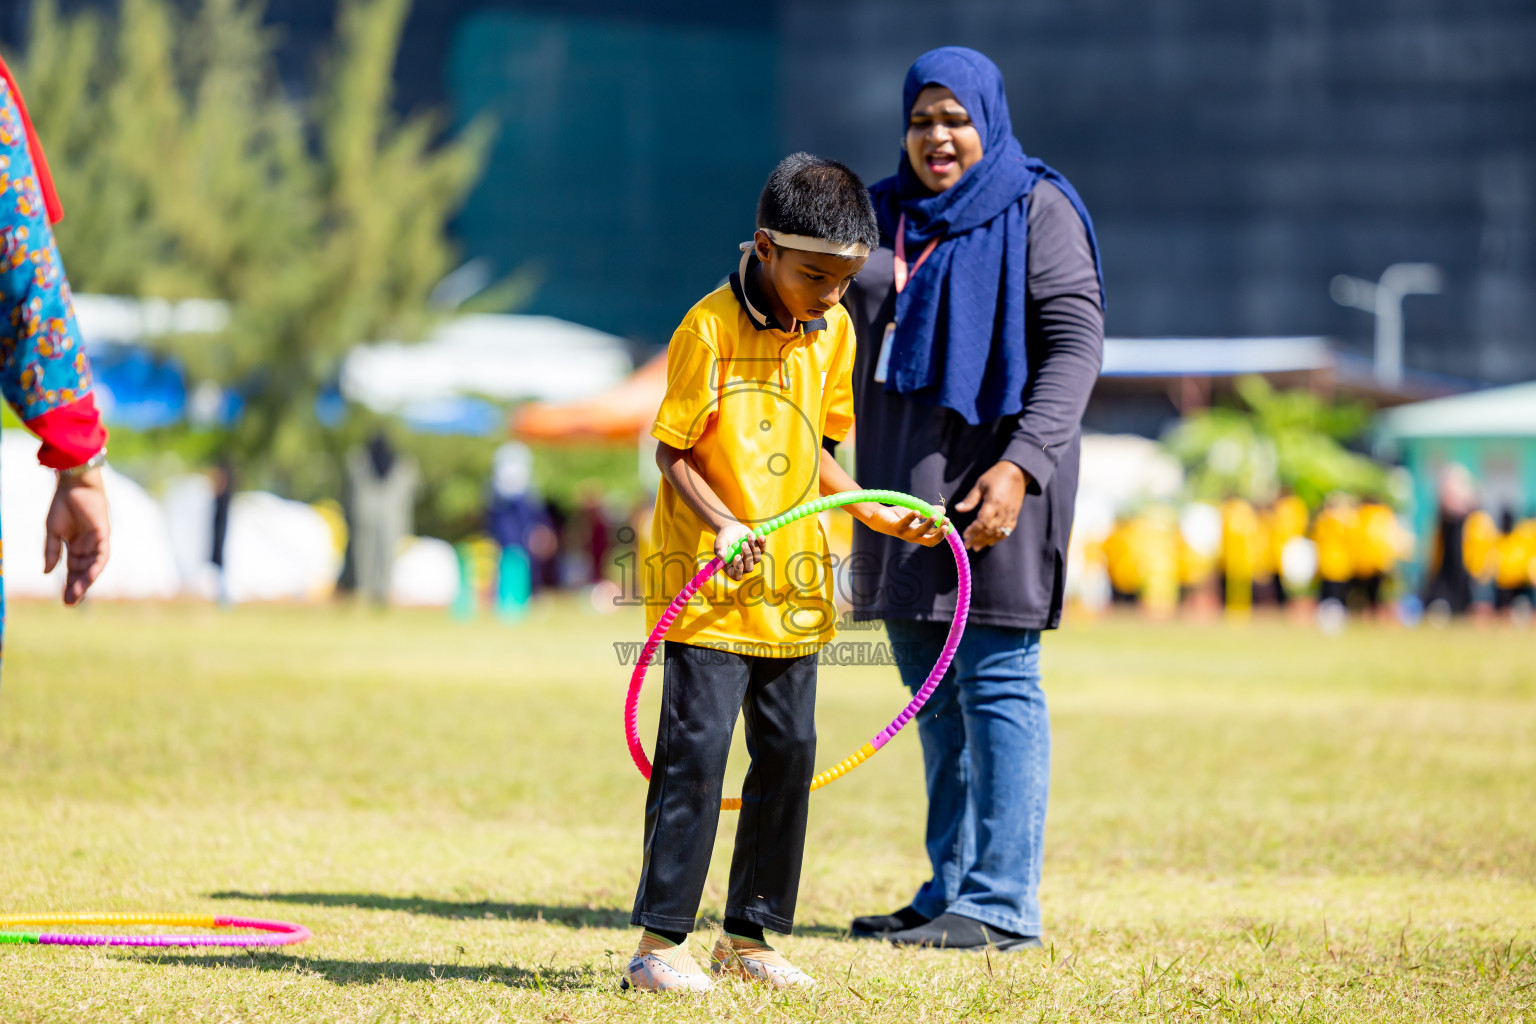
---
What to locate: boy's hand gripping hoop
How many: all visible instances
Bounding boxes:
[624,489,971,810]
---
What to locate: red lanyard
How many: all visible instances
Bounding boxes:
[893,213,937,294]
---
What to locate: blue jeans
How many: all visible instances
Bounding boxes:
[885,619,1049,936]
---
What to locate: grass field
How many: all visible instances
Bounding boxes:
[1,598,1533,1022]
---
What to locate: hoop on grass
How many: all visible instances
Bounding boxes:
[0,913,310,948]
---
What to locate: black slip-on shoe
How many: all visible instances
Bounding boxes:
[886,911,1042,951]
[849,905,932,938]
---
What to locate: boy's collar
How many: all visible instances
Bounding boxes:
[730,249,829,335]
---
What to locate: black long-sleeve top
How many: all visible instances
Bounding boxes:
[841,181,1104,630]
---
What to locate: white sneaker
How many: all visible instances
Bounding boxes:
[710,935,817,989]
[621,932,714,993]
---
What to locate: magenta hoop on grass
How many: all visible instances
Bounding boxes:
[0,913,310,948]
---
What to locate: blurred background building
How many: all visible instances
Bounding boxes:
[1,0,1531,616]
[9,0,1528,381]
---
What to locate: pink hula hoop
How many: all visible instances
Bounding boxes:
[0,913,310,948]
[624,490,971,809]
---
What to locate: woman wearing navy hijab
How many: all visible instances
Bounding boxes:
[840,47,1104,949]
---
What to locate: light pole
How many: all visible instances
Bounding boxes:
[1329,263,1442,389]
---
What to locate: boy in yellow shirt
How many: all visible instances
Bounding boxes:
[626,154,946,993]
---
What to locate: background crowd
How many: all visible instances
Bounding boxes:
[0,0,1530,632]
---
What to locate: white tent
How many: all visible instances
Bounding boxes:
[4,430,453,606]
[341,313,634,412]
[389,537,459,608]
[1077,433,1184,512]
[162,476,341,603]
[1375,380,1536,443]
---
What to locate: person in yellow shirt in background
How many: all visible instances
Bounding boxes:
[1312,493,1358,610]
[1266,493,1309,605]
[1353,499,1400,619]
[1462,507,1500,604]
[1219,497,1263,616]
[1103,514,1145,606]
[1493,510,1536,617]
[1176,506,1221,613]
[1140,505,1182,616]
[1103,509,1180,615]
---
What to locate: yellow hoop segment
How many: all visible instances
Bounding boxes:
[718,742,877,811]
[0,913,220,928]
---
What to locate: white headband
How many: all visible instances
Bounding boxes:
[752,228,871,260]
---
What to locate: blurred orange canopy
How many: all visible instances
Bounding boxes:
[510,350,668,442]
[509,349,861,450]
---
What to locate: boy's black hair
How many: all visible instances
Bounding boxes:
[756,152,879,256]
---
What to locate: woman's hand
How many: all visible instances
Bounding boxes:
[954,461,1031,552]
[818,446,947,548]
[863,504,949,548]
[715,522,765,581]
[45,467,111,605]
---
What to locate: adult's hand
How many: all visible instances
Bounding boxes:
[44,467,111,605]
[954,461,1031,552]
[862,504,949,548]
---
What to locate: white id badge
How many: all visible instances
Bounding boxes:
[873,322,896,383]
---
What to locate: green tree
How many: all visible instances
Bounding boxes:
[18,0,491,496]
[1163,376,1393,509]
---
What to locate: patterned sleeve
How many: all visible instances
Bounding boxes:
[0,76,106,469]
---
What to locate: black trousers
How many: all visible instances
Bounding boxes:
[631,641,818,935]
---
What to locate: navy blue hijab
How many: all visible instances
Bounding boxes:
[869,47,1104,425]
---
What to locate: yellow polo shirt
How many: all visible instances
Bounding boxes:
[1313,503,1357,583]
[1354,502,1399,577]
[645,251,856,654]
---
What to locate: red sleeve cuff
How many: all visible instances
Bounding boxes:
[25,393,108,469]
